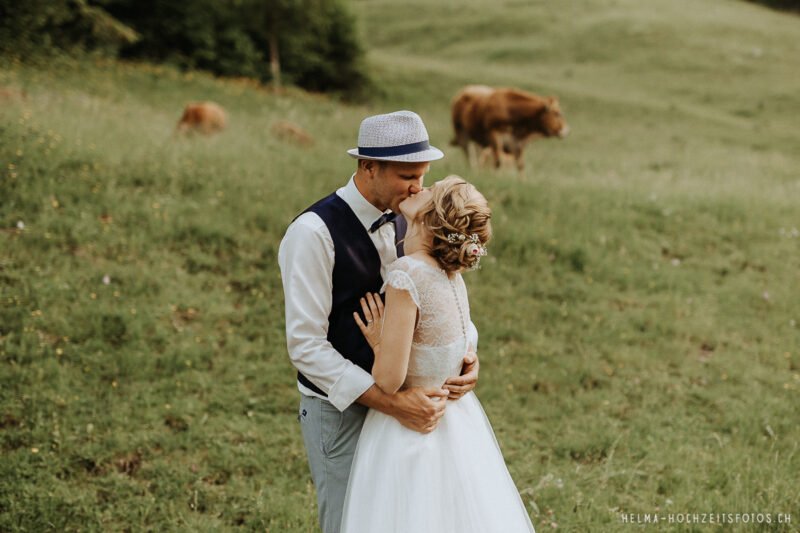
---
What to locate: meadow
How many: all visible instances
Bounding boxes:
[1,0,799,531]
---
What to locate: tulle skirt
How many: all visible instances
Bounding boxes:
[340,392,536,533]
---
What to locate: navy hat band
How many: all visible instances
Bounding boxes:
[358,140,430,158]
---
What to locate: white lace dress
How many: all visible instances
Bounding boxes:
[340,255,535,533]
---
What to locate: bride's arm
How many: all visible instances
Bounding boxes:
[354,288,417,395]
[373,287,417,394]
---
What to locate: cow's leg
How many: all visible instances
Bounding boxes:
[472,144,490,168]
[512,141,525,174]
[477,146,492,167]
[454,129,466,160]
[463,137,476,167]
[489,131,504,168]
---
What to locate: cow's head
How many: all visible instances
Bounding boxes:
[541,97,570,138]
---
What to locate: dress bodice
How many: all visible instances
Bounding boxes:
[344,260,536,533]
[382,256,479,389]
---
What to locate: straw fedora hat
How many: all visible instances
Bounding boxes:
[347,110,444,162]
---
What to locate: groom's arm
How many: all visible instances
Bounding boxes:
[444,320,480,400]
[278,214,375,412]
[443,351,479,400]
[356,385,448,434]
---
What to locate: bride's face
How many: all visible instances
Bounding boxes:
[398,183,435,220]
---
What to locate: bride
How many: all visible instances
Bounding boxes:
[340,176,535,532]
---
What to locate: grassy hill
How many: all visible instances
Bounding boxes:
[1,0,799,531]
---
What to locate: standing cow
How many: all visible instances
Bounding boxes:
[451,85,569,173]
[176,101,227,135]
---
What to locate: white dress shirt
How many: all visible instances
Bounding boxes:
[278,176,399,411]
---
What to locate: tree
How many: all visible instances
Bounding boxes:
[249,0,302,89]
[747,0,800,9]
[0,0,138,57]
[245,0,369,93]
[1,0,371,96]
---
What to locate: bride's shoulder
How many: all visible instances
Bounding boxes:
[388,255,422,273]
[389,254,440,276]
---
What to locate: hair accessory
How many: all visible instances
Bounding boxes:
[446,232,488,270]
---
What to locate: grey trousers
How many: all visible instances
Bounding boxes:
[298,395,368,533]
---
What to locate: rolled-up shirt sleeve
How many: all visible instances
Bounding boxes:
[278,213,375,411]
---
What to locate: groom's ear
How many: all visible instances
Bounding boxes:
[360,159,381,177]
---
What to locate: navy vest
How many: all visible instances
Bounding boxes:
[296,193,406,397]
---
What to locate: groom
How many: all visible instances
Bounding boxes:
[278,110,480,533]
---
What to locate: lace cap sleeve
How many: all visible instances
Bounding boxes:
[381,258,420,308]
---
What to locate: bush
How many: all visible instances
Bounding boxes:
[101,0,265,78]
[102,0,370,95]
[0,0,138,57]
[0,0,370,95]
[747,0,800,10]
[246,0,370,93]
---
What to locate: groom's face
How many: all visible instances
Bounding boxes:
[373,161,429,213]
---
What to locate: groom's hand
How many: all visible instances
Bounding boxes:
[444,350,479,400]
[390,387,448,434]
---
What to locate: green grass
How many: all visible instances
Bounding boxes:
[2,0,800,531]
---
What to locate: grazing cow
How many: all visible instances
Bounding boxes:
[451,85,569,172]
[176,101,227,135]
[271,119,315,147]
[0,86,27,102]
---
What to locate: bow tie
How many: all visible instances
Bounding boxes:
[369,212,397,233]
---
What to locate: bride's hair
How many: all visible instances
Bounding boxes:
[415,175,492,274]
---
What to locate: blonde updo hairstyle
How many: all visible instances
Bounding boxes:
[415,175,492,274]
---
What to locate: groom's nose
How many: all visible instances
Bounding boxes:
[409,179,423,195]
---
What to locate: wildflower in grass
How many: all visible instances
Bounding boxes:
[762,291,770,301]
[102,275,111,285]
[16,220,24,229]
[671,258,681,266]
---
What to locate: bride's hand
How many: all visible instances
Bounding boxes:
[353,292,384,350]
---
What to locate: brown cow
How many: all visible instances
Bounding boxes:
[451,85,569,172]
[176,101,227,135]
[0,86,27,102]
[271,119,315,147]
